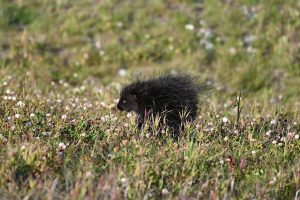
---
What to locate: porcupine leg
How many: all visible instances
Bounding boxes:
[136,109,149,130]
[136,114,144,130]
[166,113,180,141]
[169,123,179,142]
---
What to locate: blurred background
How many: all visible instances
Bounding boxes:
[1,1,300,199]
[0,0,300,111]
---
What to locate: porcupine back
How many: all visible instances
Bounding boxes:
[128,74,204,118]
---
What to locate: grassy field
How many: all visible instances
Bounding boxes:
[1,0,300,199]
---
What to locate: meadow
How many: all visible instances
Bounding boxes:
[0,0,300,199]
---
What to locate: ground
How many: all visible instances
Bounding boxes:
[0,0,300,199]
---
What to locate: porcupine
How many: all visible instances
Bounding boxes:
[117,74,210,140]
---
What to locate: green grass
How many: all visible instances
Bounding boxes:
[0,0,300,199]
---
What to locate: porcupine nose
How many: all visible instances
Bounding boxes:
[117,102,123,111]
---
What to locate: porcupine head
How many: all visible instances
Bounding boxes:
[117,83,140,113]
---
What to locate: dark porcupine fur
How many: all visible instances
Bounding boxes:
[117,74,210,140]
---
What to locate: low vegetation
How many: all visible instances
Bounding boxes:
[0,0,299,199]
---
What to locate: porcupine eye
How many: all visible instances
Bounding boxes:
[122,99,127,104]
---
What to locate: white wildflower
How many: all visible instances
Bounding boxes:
[287,131,295,138]
[100,102,107,108]
[83,53,89,59]
[244,35,256,45]
[85,171,93,178]
[199,20,206,26]
[200,39,214,50]
[185,24,194,30]
[222,117,229,123]
[101,115,110,122]
[185,24,195,31]
[269,177,277,185]
[243,6,257,19]
[246,46,257,53]
[121,177,127,183]
[64,82,69,87]
[293,122,297,126]
[116,21,123,27]
[101,116,106,122]
[108,104,115,109]
[16,101,25,107]
[270,119,276,125]
[118,69,127,77]
[144,34,150,39]
[58,142,66,151]
[78,86,85,92]
[199,28,212,38]
[229,47,237,55]
[42,131,52,136]
[162,188,169,195]
[94,40,101,49]
[99,50,105,56]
